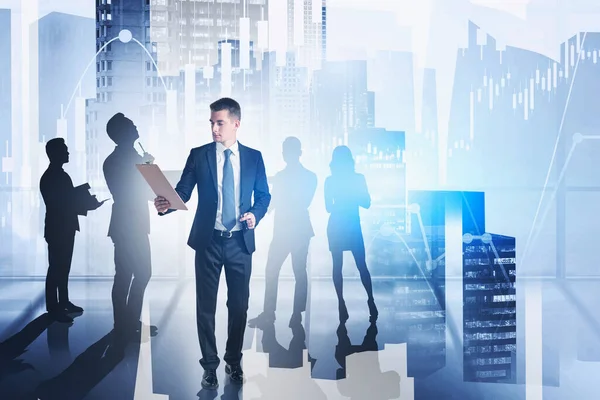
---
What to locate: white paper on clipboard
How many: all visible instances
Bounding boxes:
[136,164,188,210]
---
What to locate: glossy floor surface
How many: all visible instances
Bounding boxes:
[0,277,597,399]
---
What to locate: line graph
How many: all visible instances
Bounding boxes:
[521,132,600,267]
[521,32,588,267]
[61,29,168,119]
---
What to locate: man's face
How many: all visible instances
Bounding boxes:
[61,144,70,163]
[210,110,239,145]
[54,143,69,164]
[125,119,139,142]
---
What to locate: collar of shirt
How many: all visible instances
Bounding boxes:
[216,141,239,157]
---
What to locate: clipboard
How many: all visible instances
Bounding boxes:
[136,164,188,210]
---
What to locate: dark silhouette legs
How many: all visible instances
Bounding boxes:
[111,234,152,340]
[331,247,378,321]
[263,240,309,316]
[46,233,77,323]
[331,251,348,321]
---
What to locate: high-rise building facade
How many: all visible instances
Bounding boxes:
[37,12,95,185]
[85,0,168,276]
[286,0,326,70]
[463,233,517,383]
[0,9,11,189]
[37,13,95,143]
[0,9,12,275]
[264,51,311,159]
[88,0,166,185]
[151,0,267,76]
[312,60,374,150]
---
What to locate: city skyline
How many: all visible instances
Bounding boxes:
[3,0,600,61]
[2,2,600,399]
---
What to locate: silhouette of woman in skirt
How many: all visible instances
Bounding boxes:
[324,146,378,322]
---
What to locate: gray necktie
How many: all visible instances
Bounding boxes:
[222,149,235,231]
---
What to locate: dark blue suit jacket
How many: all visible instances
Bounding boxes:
[162,141,271,254]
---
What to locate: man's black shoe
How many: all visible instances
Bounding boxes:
[63,301,84,314]
[225,364,244,384]
[247,311,275,329]
[201,369,219,390]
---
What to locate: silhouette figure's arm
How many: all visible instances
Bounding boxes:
[102,162,123,209]
[248,152,271,225]
[76,186,99,215]
[40,173,86,215]
[324,177,334,213]
[266,173,278,214]
[357,174,371,209]
[161,149,197,216]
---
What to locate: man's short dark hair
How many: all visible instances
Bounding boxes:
[106,112,128,144]
[210,97,241,121]
[45,137,65,159]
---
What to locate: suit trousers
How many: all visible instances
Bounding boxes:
[111,234,152,335]
[263,237,310,314]
[45,232,76,312]
[195,230,252,370]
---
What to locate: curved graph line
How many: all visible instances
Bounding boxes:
[521,33,587,265]
[62,37,120,118]
[62,35,170,119]
[132,38,169,93]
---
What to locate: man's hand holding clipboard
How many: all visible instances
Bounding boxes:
[136,163,188,211]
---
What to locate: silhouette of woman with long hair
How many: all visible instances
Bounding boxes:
[324,146,377,322]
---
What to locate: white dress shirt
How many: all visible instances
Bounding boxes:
[215,141,242,231]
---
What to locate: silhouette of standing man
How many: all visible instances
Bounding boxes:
[103,113,157,350]
[154,98,271,389]
[250,137,317,328]
[40,138,104,323]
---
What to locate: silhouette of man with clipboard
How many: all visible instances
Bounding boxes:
[40,138,105,323]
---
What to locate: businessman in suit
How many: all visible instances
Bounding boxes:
[40,138,104,323]
[154,97,271,389]
[103,113,157,351]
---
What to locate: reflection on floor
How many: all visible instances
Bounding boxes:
[0,278,598,399]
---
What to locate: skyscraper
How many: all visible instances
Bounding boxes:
[85,0,168,277]
[264,51,311,159]
[312,60,374,150]
[151,0,267,76]
[37,12,95,160]
[0,9,12,275]
[463,233,517,383]
[286,0,327,70]
[0,9,11,188]
[87,0,165,185]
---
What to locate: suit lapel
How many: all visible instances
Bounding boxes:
[206,142,217,192]
[238,142,252,202]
